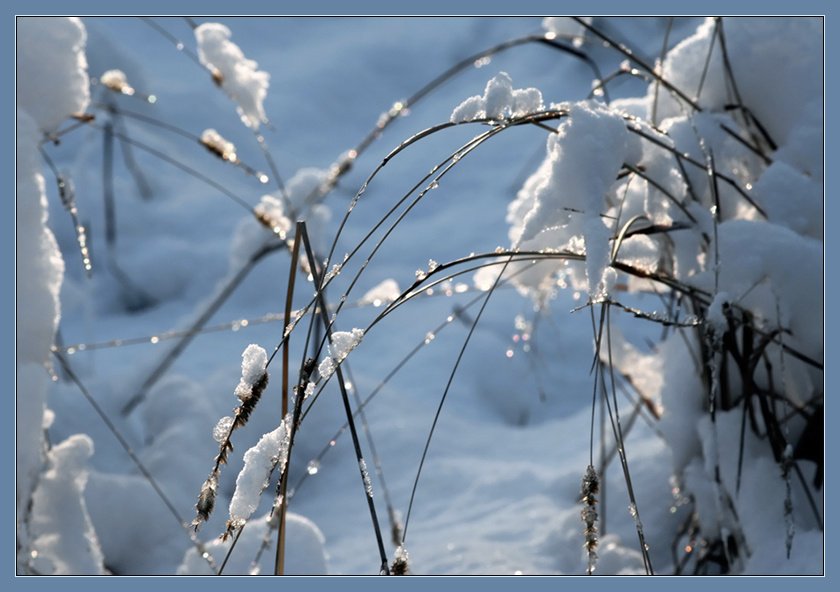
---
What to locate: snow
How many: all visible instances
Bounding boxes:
[360,278,400,307]
[16,17,89,133]
[16,16,102,576]
[318,328,364,382]
[178,511,328,575]
[229,417,290,528]
[200,128,237,162]
[194,22,270,130]
[503,99,642,300]
[327,328,365,365]
[99,69,132,94]
[17,16,823,577]
[234,343,267,401]
[25,435,105,575]
[450,72,543,123]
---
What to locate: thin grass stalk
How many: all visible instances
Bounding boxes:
[602,306,654,573]
[401,255,513,545]
[303,124,513,363]
[139,17,205,68]
[341,362,402,546]
[351,33,603,158]
[298,222,390,574]
[626,125,766,218]
[252,129,294,219]
[218,524,245,575]
[290,264,544,502]
[695,17,720,103]
[102,120,117,248]
[109,105,153,199]
[274,229,301,575]
[263,123,501,370]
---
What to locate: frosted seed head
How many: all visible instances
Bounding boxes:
[213,416,234,443]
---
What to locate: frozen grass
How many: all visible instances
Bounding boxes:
[17,16,823,576]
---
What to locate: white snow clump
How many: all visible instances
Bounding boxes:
[317,328,365,381]
[195,22,270,130]
[451,72,543,123]
[228,415,291,528]
[16,17,89,133]
[234,344,268,401]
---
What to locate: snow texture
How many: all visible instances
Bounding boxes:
[213,416,235,443]
[328,328,365,363]
[229,416,291,527]
[234,344,268,401]
[16,17,89,132]
[17,17,100,576]
[317,328,364,382]
[504,100,641,300]
[450,72,543,122]
[195,22,270,130]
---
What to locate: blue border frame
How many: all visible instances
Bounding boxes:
[8,2,835,590]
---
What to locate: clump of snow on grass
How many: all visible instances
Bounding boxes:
[99,69,134,95]
[195,22,270,130]
[16,17,89,132]
[253,194,292,237]
[361,278,400,307]
[234,344,267,401]
[451,72,543,122]
[329,328,365,362]
[359,459,373,498]
[514,101,639,245]
[200,128,237,161]
[213,416,235,443]
[228,416,291,528]
[318,356,336,381]
[317,328,365,381]
[501,100,641,300]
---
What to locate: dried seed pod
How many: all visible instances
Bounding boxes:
[580,464,600,574]
[192,472,219,531]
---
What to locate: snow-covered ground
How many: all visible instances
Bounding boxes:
[16,16,824,576]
